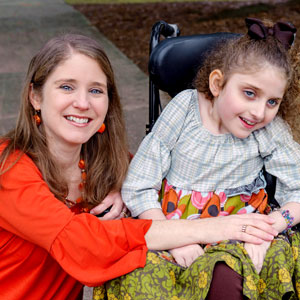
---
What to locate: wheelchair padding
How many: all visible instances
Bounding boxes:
[148,32,241,97]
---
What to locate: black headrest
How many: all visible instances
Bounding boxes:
[148,32,241,97]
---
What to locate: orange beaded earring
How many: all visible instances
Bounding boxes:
[97,123,105,133]
[33,110,41,126]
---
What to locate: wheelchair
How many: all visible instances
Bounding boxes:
[146,20,279,209]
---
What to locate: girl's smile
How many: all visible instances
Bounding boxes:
[239,116,257,129]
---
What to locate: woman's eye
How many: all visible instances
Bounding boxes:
[90,88,102,94]
[60,85,72,91]
[267,99,278,107]
[244,90,255,98]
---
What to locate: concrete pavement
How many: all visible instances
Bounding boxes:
[0,0,149,154]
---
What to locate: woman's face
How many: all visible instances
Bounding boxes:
[30,52,109,150]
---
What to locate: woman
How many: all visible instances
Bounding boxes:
[0,34,277,300]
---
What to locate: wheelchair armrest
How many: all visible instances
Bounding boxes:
[263,168,278,208]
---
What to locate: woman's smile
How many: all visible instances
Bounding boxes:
[65,115,91,126]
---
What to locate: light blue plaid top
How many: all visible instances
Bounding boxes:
[122,89,300,217]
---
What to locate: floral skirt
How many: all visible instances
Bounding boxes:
[93,230,300,300]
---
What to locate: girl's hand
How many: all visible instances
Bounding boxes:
[170,244,204,268]
[244,240,271,273]
[90,191,128,220]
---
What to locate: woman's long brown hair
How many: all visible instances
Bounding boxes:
[0,34,129,206]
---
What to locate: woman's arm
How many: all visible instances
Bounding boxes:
[145,213,277,250]
[140,209,205,268]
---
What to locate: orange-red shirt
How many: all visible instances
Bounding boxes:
[0,145,152,299]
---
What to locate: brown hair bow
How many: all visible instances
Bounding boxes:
[245,17,297,49]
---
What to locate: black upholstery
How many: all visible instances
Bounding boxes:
[147,28,241,133]
[149,32,240,97]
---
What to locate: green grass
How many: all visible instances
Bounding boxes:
[65,0,245,4]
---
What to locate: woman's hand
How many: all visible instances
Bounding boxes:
[212,213,278,245]
[90,191,129,220]
[244,240,271,273]
[170,244,204,268]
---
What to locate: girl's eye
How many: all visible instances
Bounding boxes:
[60,85,72,91]
[244,90,255,98]
[267,99,279,107]
[90,88,102,94]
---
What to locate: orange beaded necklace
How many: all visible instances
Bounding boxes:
[64,158,90,214]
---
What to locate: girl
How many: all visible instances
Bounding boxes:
[106,18,300,299]
[0,34,274,299]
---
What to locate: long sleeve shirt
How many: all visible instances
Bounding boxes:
[122,89,300,217]
[0,144,152,300]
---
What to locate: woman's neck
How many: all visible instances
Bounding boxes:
[49,143,84,202]
[48,142,82,177]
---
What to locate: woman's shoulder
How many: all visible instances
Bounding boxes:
[0,139,9,151]
[0,140,40,175]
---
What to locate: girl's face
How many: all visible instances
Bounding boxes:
[30,52,109,150]
[210,64,287,139]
